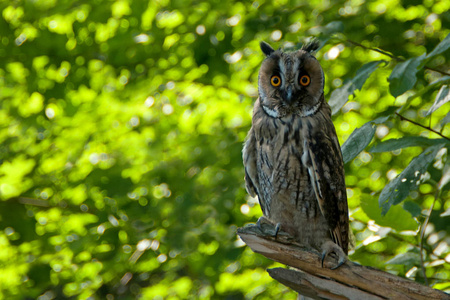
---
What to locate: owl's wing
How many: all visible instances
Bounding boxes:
[303,128,349,254]
[243,128,266,212]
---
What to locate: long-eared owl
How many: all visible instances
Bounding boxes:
[242,40,349,268]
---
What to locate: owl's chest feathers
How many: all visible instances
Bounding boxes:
[257,115,305,167]
[254,108,317,162]
[254,107,321,199]
[254,112,323,226]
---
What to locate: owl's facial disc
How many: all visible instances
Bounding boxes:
[258,44,324,118]
[283,70,313,105]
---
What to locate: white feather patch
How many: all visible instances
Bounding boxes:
[300,100,321,117]
[262,105,279,118]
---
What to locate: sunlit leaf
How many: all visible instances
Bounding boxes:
[388,54,426,97]
[385,252,421,266]
[398,76,450,114]
[329,60,383,115]
[440,111,450,127]
[437,161,450,191]
[441,208,450,217]
[379,144,445,215]
[0,156,35,199]
[426,85,450,116]
[156,10,184,29]
[360,195,418,231]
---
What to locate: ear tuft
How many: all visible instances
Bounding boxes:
[301,39,320,53]
[260,41,275,57]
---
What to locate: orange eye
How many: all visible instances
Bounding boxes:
[299,75,310,86]
[270,75,281,87]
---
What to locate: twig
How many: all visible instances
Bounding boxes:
[345,39,401,61]
[17,197,50,207]
[343,39,450,77]
[395,113,450,141]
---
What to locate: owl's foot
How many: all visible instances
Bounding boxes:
[320,241,346,270]
[256,216,281,238]
[274,223,281,237]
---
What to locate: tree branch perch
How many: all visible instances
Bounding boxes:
[237,224,450,300]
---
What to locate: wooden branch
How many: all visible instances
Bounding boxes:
[268,268,383,300]
[237,224,450,300]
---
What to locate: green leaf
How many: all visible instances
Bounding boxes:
[398,76,450,115]
[426,85,450,116]
[369,137,449,153]
[388,54,426,97]
[341,116,389,164]
[441,208,450,217]
[360,195,418,231]
[385,252,421,266]
[323,21,344,34]
[426,33,450,59]
[329,60,383,115]
[440,111,450,127]
[379,144,445,215]
[341,123,375,164]
[403,201,422,218]
[437,161,450,191]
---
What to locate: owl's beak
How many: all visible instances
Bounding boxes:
[285,86,293,104]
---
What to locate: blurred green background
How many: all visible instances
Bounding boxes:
[0,0,449,299]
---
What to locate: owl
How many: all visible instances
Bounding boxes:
[243,40,348,269]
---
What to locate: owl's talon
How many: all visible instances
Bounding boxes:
[256,216,271,232]
[274,223,281,238]
[256,217,264,232]
[320,241,346,270]
[331,256,346,270]
[255,217,281,238]
[256,216,273,235]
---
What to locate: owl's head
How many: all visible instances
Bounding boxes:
[258,40,324,118]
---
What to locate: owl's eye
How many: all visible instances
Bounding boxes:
[299,75,311,86]
[270,75,281,87]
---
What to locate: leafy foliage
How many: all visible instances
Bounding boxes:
[360,195,418,232]
[427,84,450,116]
[0,0,449,299]
[329,60,384,114]
[369,136,449,153]
[379,143,446,214]
[388,54,427,97]
[341,115,389,164]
